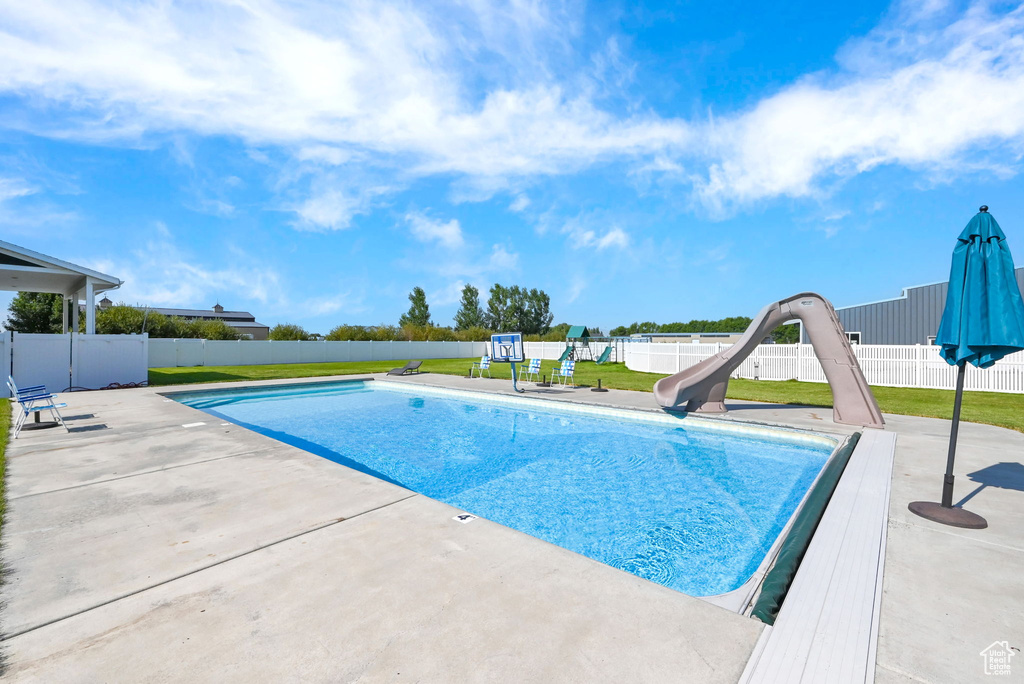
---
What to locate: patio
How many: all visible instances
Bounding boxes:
[1,375,1021,682]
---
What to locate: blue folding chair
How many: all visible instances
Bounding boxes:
[470,356,491,378]
[9,376,68,438]
[551,359,576,387]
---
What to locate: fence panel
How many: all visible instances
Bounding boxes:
[625,342,1024,393]
[148,339,178,368]
[175,339,205,367]
[73,334,148,389]
[12,333,72,393]
[0,332,10,397]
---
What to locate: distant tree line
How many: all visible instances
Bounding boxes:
[317,283,563,342]
[609,317,799,343]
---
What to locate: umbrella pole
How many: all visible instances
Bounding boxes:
[940,362,966,507]
[908,361,987,529]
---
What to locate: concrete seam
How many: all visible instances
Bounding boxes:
[0,493,418,642]
[7,450,274,501]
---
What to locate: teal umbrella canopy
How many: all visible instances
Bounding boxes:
[936,207,1024,368]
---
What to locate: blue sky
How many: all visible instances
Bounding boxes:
[2,0,1024,334]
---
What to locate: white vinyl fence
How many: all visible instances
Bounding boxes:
[149,339,488,368]
[1,332,149,398]
[523,341,571,360]
[625,342,1024,393]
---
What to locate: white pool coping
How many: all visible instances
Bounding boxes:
[740,428,896,683]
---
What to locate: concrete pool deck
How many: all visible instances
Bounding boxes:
[2,373,1022,682]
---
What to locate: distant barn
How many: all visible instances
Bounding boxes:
[142,303,270,340]
[803,267,1024,345]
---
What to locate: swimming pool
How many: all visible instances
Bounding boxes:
[173,380,836,599]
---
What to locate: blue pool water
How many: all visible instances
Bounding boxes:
[175,381,833,597]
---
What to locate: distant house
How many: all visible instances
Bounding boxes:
[802,267,1024,345]
[143,303,270,340]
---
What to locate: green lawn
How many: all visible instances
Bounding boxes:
[1,398,9,540]
[149,359,1024,433]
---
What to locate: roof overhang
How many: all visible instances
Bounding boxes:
[0,240,123,296]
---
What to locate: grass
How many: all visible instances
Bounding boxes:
[1,399,9,540]
[149,359,1024,433]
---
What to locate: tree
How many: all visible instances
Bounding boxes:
[6,292,63,333]
[453,285,486,330]
[524,288,553,335]
[544,322,572,341]
[399,287,431,327]
[609,321,658,337]
[611,317,754,337]
[182,318,245,340]
[268,323,311,341]
[485,284,553,334]
[95,304,168,335]
[769,323,801,344]
[485,283,510,331]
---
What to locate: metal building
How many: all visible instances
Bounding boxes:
[802,267,1024,345]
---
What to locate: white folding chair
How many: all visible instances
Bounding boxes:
[551,359,576,387]
[518,358,541,382]
[470,356,491,378]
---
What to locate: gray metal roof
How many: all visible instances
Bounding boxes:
[226,321,269,328]
[149,307,256,321]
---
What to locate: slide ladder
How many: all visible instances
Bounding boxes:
[652,293,884,428]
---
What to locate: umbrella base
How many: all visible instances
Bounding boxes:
[908,501,987,529]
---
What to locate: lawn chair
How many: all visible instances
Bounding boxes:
[8,376,48,404]
[470,356,491,378]
[518,358,541,382]
[387,360,422,376]
[595,346,612,365]
[9,378,68,438]
[551,359,576,387]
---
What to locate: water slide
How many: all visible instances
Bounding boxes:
[653,293,884,428]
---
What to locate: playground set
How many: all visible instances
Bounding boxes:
[561,326,620,365]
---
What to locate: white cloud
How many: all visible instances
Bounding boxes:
[565,275,586,304]
[95,223,284,309]
[2,0,1024,217]
[0,0,689,185]
[292,181,391,231]
[692,3,1024,211]
[299,293,365,317]
[0,177,37,202]
[560,214,631,251]
[429,280,468,307]
[0,175,78,231]
[509,193,531,212]
[488,244,519,271]
[407,212,464,248]
[431,243,520,280]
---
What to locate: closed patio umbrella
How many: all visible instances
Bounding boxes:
[909,206,1024,528]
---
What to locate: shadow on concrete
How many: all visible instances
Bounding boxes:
[62,413,96,421]
[721,403,829,412]
[956,462,1024,507]
[68,424,110,433]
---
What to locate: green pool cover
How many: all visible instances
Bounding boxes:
[750,431,861,625]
